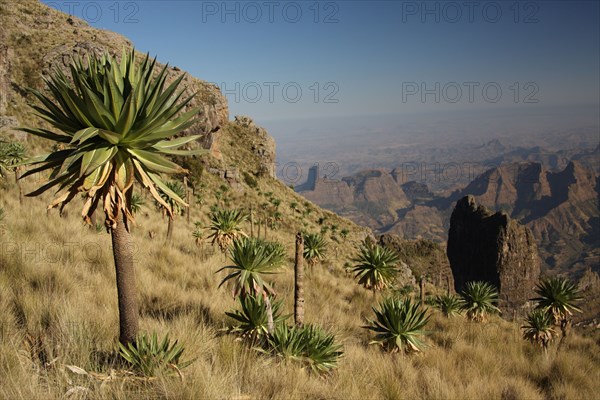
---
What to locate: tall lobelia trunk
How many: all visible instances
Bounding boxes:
[249,206,254,237]
[111,213,139,345]
[420,275,426,304]
[15,168,23,205]
[558,317,571,350]
[166,217,174,243]
[184,177,190,225]
[294,232,305,328]
[89,208,97,230]
[264,218,268,240]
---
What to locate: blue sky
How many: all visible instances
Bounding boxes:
[42,1,599,125]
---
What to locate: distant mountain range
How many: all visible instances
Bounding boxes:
[298,145,599,277]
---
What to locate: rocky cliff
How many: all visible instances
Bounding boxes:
[299,168,411,227]
[447,195,541,314]
[323,160,598,277]
[451,161,599,274]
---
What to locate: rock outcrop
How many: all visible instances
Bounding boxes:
[298,170,354,205]
[447,195,540,314]
[232,116,276,178]
[454,161,599,274]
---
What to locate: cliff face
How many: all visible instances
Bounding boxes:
[383,161,599,277]
[215,116,277,179]
[458,161,598,273]
[299,168,410,227]
[299,175,354,206]
[447,195,540,314]
[300,169,409,206]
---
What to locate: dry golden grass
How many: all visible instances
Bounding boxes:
[1,177,599,400]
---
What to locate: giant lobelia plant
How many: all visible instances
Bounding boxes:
[20,49,205,344]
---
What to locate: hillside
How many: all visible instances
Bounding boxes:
[1,1,599,399]
[0,0,228,151]
[0,0,366,242]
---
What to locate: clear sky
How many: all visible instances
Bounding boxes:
[41,0,599,124]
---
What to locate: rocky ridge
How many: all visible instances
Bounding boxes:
[300,159,599,277]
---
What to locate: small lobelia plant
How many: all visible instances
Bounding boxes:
[302,232,327,268]
[532,276,582,344]
[521,309,556,353]
[192,222,203,247]
[351,242,400,294]
[118,331,194,377]
[264,324,343,375]
[363,297,430,354]
[225,294,288,345]
[218,237,286,334]
[218,237,286,299]
[460,281,501,322]
[155,180,185,242]
[432,294,464,318]
[207,208,248,253]
[130,192,145,215]
[300,325,344,374]
[0,141,26,203]
[0,141,26,179]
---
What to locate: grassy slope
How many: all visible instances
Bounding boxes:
[1,123,599,398]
